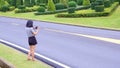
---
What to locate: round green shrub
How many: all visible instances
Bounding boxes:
[68,1,77,7]
[18,5,26,9]
[1,5,9,12]
[55,3,65,10]
[38,6,45,12]
[9,6,15,11]
[104,0,111,7]
[83,0,91,6]
[68,7,75,14]
[95,5,104,12]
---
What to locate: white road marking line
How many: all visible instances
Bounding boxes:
[0,39,71,68]
[11,23,20,26]
[45,28,120,45]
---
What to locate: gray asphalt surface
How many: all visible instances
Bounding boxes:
[0,16,120,68]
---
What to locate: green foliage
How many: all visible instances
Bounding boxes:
[47,0,56,11]
[36,0,40,5]
[96,0,104,5]
[60,0,68,7]
[35,9,68,15]
[39,3,46,8]
[91,2,99,9]
[24,0,31,7]
[18,5,26,9]
[1,5,9,12]
[95,5,104,12]
[110,0,114,3]
[89,0,96,3]
[15,8,33,13]
[0,0,5,10]
[16,0,22,7]
[55,3,65,10]
[77,0,83,5]
[53,0,60,4]
[104,0,111,8]
[68,7,75,13]
[36,0,48,5]
[37,6,45,12]
[31,0,36,6]
[9,0,16,7]
[4,1,10,6]
[56,2,119,17]
[9,6,15,11]
[83,0,91,6]
[68,1,77,7]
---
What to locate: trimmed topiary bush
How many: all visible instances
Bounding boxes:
[37,6,45,12]
[1,5,9,12]
[83,0,91,6]
[9,6,15,11]
[47,0,56,11]
[56,2,119,17]
[55,3,65,10]
[104,0,111,8]
[95,5,104,12]
[68,1,77,7]
[68,7,75,13]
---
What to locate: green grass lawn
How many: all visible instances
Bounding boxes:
[0,43,52,68]
[0,6,120,30]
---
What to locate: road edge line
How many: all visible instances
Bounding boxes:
[0,39,71,68]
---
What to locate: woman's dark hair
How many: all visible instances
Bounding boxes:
[26,20,33,27]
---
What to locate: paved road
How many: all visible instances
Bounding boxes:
[0,17,120,68]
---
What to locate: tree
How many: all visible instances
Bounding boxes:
[47,0,56,11]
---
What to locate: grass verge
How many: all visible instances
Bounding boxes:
[0,6,120,30]
[0,43,52,68]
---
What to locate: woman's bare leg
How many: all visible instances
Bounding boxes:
[27,46,32,60]
[31,45,36,61]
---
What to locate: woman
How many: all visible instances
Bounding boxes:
[26,20,39,61]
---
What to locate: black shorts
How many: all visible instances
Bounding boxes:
[28,36,37,45]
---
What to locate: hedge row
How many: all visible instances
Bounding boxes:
[15,6,39,13]
[34,6,90,15]
[56,2,119,18]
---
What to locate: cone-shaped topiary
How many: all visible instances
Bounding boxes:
[47,0,56,11]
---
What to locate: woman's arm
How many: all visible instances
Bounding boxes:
[32,27,40,35]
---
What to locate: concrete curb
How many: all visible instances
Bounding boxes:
[0,39,71,68]
[0,16,120,32]
[0,58,15,68]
